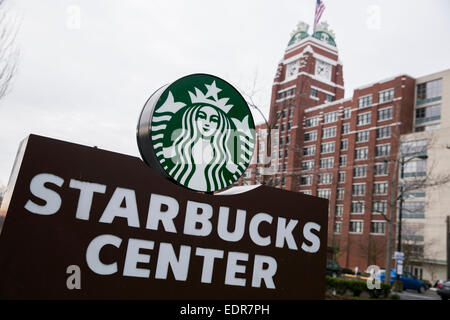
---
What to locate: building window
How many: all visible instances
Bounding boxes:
[337,188,344,200]
[378,107,393,121]
[357,112,371,126]
[351,202,364,214]
[320,157,334,169]
[339,155,347,167]
[338,171,345,183]
[342,123,350,134]
[355,147,368,160]
[304,131,317,142]
[336,205,343,217]
[356,130,370,142]
[284,149,289,158]
[305,116,319,128]
[279,136,284,146]
[323,111,338,123]
[321,141,335,154]
[349,220,363,233]
[276,111,281,120]
[375,144,390,157]
[301,190,312,195]
[286,135,290,145]
[281,123,285,132]
[352,183,366,196]
[283,162,287,172]
[322,126,337,139]
[416,79,442,105]
[303,145,316,156]
[326,94,334,103]
[402,202,425,219]
[334,222,342,234]
[373,201,387,215]
[415,104,441,124]
[310,88,318,98]
[319,173,333,185]
[317,189,331,200]
[379,89,394,103]
[358,95,372,108]
[343,108,351,119]
[373,182,388,195]
[401,139,427,156]
[282,109,287,119]
[288,121,293,130]
[340,139,348,151]
[353,165,367,178]
[371,221,386,235]
[404,159,427,177]
[415,123,440,132]
[376,126,391,139]
[302,160,315,171]
[279,150,283,159]
[300,175,313,186]
[374,162,389,176]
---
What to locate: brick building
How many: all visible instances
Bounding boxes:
[238,21,425,272]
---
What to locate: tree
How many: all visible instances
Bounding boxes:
[0,0,20,101]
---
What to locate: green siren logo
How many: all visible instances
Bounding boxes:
[137,74,255,192]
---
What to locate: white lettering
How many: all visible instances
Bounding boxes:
[69,179,106,220]
[86,234,122,275]
[301,222,321,253]
[99,187,140,227]
[24,173,64,215]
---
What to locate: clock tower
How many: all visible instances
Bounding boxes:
[267,21,344,190]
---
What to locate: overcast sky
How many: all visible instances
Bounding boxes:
[0,0,449,187]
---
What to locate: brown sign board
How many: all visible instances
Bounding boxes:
[0,134,328,299]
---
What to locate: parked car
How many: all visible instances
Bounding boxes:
[326,259,341,278]
[380,270,428,293]
[437,280,450,300]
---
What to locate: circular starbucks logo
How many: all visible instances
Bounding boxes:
[137,74,255,192]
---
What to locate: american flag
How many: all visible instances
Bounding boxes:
[314,0,325,27]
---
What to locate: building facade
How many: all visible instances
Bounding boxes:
[239,21,449,280]
[400,69,450,282]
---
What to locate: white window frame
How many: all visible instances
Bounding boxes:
[358,94,373,109]
[376,126,391,139]
[355,147,369,161]
[373,201,387,215]
[303,145,316,157]
[378,107,393,122]
[322,126,337,139]
[375,144,391,158]
[334,222,342,234]
[304,130,317,142]
[356,130,370,143]
[351,201,365,214]
[353,165,367,178]
[342,123,350,135]
[317,188,331,200]
[373,181,388,195]
[357,111,372,126]
[370,221,386,235]
[335,205,344,217]
[349,220,364,234]
[336,188,345,200]
[320,157,334,169]
[352,183,366,196]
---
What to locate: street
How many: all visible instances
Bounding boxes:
[398,288,441,300]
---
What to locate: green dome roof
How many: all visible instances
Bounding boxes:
[312,30,336,47]
[288,31,309,46]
